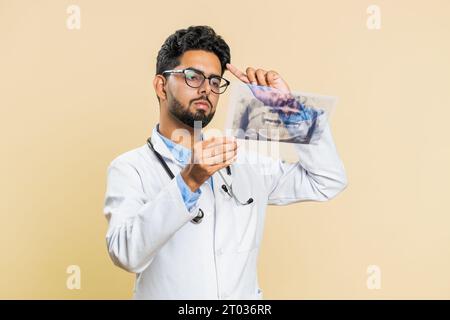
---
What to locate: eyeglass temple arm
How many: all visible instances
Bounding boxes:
[162,70,184,74]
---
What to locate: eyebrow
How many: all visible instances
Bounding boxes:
[187,67,221,78]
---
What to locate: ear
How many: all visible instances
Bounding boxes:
[153,75,167,101]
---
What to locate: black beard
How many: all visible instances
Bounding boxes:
[168,96,215,128]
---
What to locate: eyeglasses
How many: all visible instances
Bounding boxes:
[162,68,230,94]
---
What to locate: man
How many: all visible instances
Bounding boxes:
[103,25,347,299]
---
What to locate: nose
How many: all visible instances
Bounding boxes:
[198,78,212,95]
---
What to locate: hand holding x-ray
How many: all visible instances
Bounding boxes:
[225,64,335,145]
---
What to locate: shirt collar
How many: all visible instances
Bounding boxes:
[153,124,203,165]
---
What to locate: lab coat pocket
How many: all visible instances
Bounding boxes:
[236,205,258,252]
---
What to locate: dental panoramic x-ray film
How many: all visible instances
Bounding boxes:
[225,82,337,145]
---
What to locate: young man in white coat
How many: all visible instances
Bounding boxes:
[103,25,347,299]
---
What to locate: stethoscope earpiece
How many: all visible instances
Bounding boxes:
[219,171,254,206]
[191,209,204,224]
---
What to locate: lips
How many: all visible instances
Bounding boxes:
[194,100,210,111]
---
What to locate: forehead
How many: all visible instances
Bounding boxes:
[178,50,222,76]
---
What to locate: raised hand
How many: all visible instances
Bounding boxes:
[226,63,298,113]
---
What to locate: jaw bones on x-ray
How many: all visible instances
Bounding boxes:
[225,82,337,145]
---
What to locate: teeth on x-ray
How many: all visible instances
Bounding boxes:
[226,83,337,145]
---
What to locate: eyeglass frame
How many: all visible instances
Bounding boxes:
[161,67,230,94]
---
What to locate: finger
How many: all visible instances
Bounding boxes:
[207,156,237,174]
[202,136,236,149]
[226,63,250,83]
[246,67,257,85]
[203,150,237,165]
[255,69,268,87]
[203,141,237,158]
[203,135,235,145]
[266,70,280,86]
[199,135,215,148]
[211,154,238,169]
[223,154,238,166]
[226,154,238,164]
[202,140,237,159]
[194,137,236,162]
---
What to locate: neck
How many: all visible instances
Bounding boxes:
[158,117,201,150]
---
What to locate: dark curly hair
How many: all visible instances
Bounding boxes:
[156,25,231,77]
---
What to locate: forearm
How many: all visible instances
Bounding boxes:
[104,162,200,273]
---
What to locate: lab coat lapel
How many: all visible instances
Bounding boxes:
[150,127,177,163]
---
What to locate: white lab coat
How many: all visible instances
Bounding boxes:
[103,122,347,300]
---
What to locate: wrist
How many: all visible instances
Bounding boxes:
[180,168,203,192]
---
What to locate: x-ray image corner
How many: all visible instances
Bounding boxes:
[226,83,335,145]
[103,25,348,300]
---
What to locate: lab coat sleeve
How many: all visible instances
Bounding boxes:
[265,120,348,205]
[103,159,200,273]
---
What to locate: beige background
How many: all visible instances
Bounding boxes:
[1,0,449,299]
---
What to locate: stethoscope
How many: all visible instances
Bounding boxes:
[146,137,253,224]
